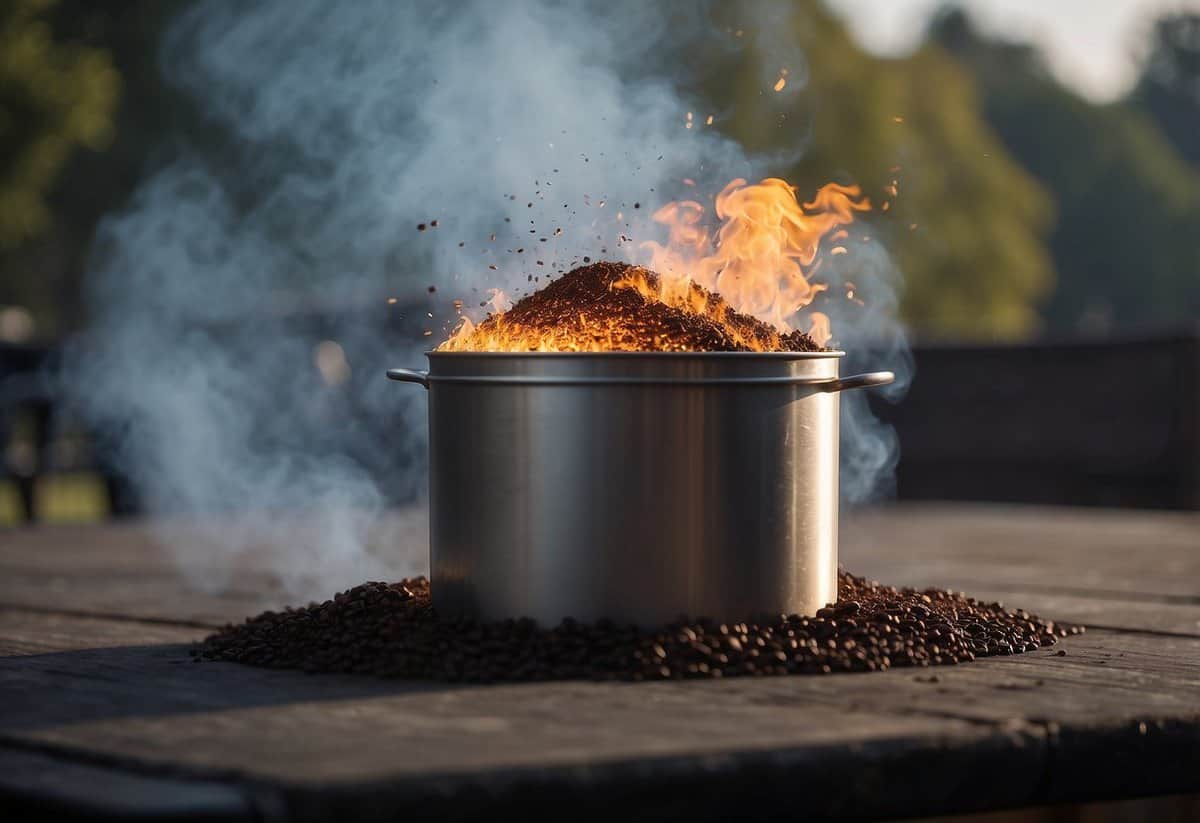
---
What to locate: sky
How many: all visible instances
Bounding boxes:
[825,0,1200,101]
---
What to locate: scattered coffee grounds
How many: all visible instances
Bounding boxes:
[196,572,1082,682]
[438,261,822,353]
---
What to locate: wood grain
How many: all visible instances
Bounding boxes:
[1,504,1197,821]
[1,504,1196,628]
[840,503,1200,599]
[0,747,254,822]
[0,610,1197,821]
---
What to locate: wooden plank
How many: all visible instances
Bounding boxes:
[770,631,1200,726]
[0,611,403,732]
[0,610,1197,821]
[0,516,426,627]
[1,505,1196,632]
[0,612,1003,774]
[841,503,1200,598]
[0,516,427,580]
[919,795,1200,823]
[0,606,204,656]
[0,567,287,628]
[0,746,255,822]
[0,615,1046,821]
[1,505,1197,819]
[926,586,1200,637]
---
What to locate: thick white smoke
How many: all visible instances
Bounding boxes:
[67,0,908,595]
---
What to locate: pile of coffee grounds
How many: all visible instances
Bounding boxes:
[438,261,822,353]
[196,572,1081,683]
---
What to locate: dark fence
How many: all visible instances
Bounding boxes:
[876,329,1199,510]
[4,329,1198,522]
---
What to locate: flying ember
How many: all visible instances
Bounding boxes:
[440,178,869,352]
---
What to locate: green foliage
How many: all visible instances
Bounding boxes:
[932,8,1200,333]
[1,1,1192,340]
[703,1,1054,340]
[0,0,119,249]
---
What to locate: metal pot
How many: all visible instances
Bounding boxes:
[388,352,893,626]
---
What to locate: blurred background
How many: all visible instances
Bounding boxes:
[1,0,1197,525]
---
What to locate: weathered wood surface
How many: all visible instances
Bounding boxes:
[0,503,1197,822]
[0,747,255,822]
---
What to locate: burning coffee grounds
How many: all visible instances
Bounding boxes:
[197,572,1081,682]
[438,261,822,353]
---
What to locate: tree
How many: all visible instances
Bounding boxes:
[0,1,195,338]
[1133,13,1200,169]
[931,8,1200,334]
[695,1,1055,340]
[0,0,118,250]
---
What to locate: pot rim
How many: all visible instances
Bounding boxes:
[425,350,846,359]
[390,352,893,391]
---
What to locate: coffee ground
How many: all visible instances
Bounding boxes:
[196,572,1081,682]
[439,261,822,352]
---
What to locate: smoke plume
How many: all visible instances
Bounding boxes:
[68,0,908,595]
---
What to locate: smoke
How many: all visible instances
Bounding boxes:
[67,0,908,595]
[825,241,912,505]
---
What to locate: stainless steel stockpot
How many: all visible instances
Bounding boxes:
[388,352,893,626]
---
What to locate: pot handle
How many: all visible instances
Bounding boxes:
[386,368,430,389]
[816,371,895,393]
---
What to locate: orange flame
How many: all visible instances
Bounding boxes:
[808,312,831,347]
[437,264,819,353]
[440,178,869,352]
[642,178,870,346]
[438,312,658,352]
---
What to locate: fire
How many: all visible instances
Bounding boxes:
[438,313,682,354]
[808,312,831,347]
[439,177,869,352]
[437,261,823,353]
[437,313,640,353]
[642,178,869,346]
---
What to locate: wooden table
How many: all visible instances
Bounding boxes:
[2,503,1197,821]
